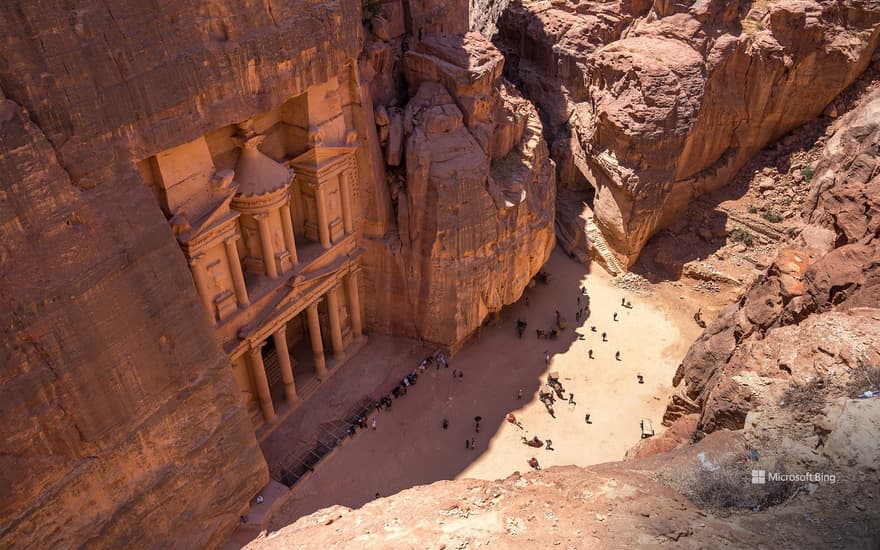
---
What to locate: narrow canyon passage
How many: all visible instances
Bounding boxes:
[261,247,700,533]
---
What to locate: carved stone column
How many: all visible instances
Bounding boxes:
[314,184,332,249]
[188,254,214,321]
[306,302,328,379]
[254,212,278,279]
[340,169,354,235]
[224,237,250,307]
[326,286,344,358]
[246,344,276,422]
[292,181,305,236]
[279,203,299,266]
[272,327,298,402]
[345,270,363,339]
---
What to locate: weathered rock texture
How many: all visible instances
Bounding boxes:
[496,0,880,266]
[247,430,880,548]
[362,32,555,347]
[665,87,880,433]
[0,1,366,547]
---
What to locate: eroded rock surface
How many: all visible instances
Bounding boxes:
[363,33,555,347]
[0,1,365,547]
[666,87,880,433]
[496,0,880,266]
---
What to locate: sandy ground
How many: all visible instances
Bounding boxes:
[263,248,702,532]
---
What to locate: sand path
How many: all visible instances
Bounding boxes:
[268,248,699,530]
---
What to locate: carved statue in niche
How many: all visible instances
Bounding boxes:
[307,125,324,146]
[169,212,191,237]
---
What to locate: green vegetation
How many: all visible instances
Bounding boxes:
[748,206,758,214]
[800,166,815,182]
[762,211,783,223]
[730,228,754,247]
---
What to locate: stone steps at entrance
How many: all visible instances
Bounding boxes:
[584,215,626,275]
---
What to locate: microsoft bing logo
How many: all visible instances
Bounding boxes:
[751,470,766,484]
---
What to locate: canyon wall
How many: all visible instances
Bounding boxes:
[665,86,880,432]
[359,17,556,348]
[495,0,880,267]
[0,1,366,547]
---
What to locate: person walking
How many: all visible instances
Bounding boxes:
[568,393,575,405]
[544,350,550,364]
[615,351,621,361]
[622,298,626,307]
[613,312,618,321]
[470,437,475,450]
[518,389,524,400]
[371,418,377,430]
[602,332,607,342]
[465,439,470,449]
[588,349,594,359]
[442,418,449,429]
[546,439,554,451]
[584,413,592,424]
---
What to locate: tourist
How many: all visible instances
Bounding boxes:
[256,495,264,504]
[465,439,470,449]
[576,310,580,322]
[581,286,586,295]
[544,350,550,364]
[474,416,482,433]
[518,389,523,400]
[577,296,581,306]
[591,326,597,332]
[528,457,541,470]
[622,298,626,307]
[584,413,592,424]
[371,418,377,430]
[546,439,554,451]
[613,312,618,321]
[442,418,449,430]
[375,492,381,499]
[602,332,607,342]
[525,296,530,307]
[588,349,593,359]
[637,374,644,384]
[568,393,575,404]
[615,351,621,361]
[458,371,464,380]
[470,437,475,450]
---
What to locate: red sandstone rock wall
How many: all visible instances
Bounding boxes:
[496,0,880,266]
[0,1,365,547]
[665,87,880,432]
[360,32,556,347]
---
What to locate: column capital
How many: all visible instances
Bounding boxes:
[247,342,266,356]
[253,211,271,221]
[223,235,239,246]
[188,252,206,266]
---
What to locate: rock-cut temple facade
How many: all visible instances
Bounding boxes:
[139,77,367,430]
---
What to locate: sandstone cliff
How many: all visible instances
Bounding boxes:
[0,1,366,547]
[665,86,880,433]
[495,0,880,267]
[361,31,556,347]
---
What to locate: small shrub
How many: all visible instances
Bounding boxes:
[686,463,795,511]
[730,228,754,247]
[762,211,783,223]
[748,206,758,214]
[846,364,880,397]
[782,379,826,414]
[800,166,815,181]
